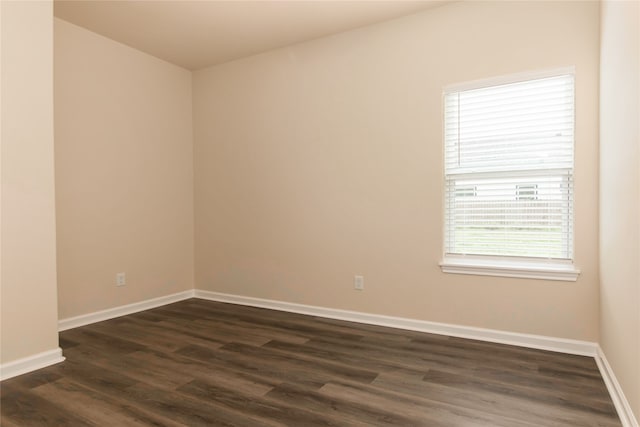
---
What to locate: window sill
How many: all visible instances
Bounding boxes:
[439,256,580,282]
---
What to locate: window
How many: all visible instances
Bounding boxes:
[455,186,477,198]
[516,184,538,201]
[440,69,580,281]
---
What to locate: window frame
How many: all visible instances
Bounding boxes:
[439,68,580,282]
[516,184,539,201]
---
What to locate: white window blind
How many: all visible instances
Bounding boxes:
[444,73,575,260]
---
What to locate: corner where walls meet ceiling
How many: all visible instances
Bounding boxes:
[53,0,449,70]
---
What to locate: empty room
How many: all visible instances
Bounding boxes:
[1,0,638,425]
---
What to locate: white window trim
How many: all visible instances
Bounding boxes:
[440,67,580,281]
[440,255,580,282]
[443,66,576,93]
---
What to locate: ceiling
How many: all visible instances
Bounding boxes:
[54,1,447,70]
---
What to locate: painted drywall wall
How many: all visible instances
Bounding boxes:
[54,18,194,319]
[193,0,600,341]
[1,0,60,363]
[600,0,640,422]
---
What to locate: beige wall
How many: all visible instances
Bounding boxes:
[1,0,60,363]
[194,1,600,341]
[54,19,194,319]
[600,0,640,422]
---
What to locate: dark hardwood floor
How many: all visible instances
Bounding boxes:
[1,298,621,426]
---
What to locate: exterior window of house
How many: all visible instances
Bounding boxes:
[516,184,538,201]
[440,69,580,281]
[455,186,477,198]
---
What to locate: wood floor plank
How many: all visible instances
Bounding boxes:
[310,316,450,343]
[374,371,610,427]
[90,352,195,390]
[0,389,94,427]
[162,302,366,342]
[178,379,346,427]
[125,349,276,397]
[0,367,61,398]
[118,382,246,427]
[45,357,139,394]
[219,341,379,385]
[319,381,533,427]
[423,369,619,425]
[60,328,146,356]
[467,364,613,401]
[264,381,424,426]
[1,298,621,427]
[175,343,337,390]
[0,416,23,427]
[263,338,429,378]
[32,378,178,427]
[83,318,222,353]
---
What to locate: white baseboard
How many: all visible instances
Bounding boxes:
[0,348,65,381]
[595,346,639,427]
[48,287,634,426]
[193,290,598,357]
[13,287,632,423]
[58,290,195,331]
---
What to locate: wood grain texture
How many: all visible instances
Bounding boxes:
[0,299,621,426]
